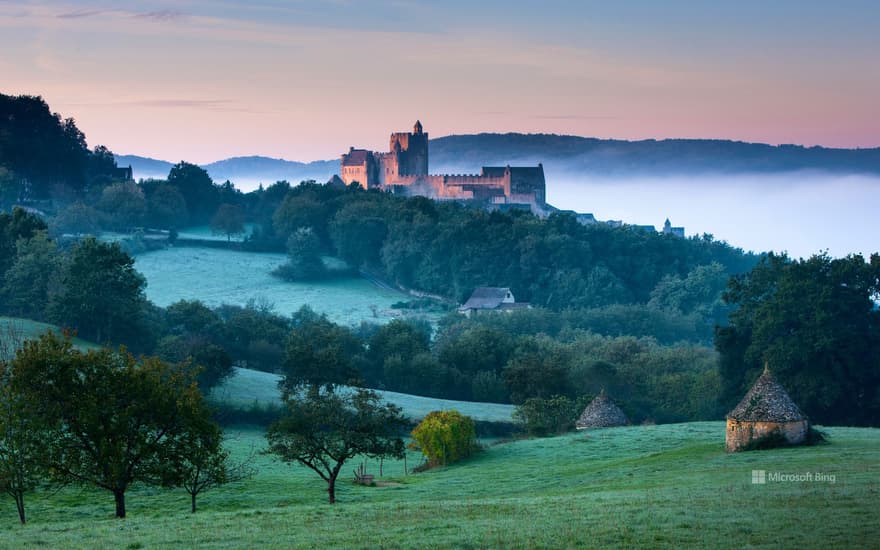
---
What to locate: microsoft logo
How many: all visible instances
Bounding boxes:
[752,470,766,484]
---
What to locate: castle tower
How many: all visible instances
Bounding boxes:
[388,121,428,177]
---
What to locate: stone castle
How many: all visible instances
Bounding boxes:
[340,121,548,214]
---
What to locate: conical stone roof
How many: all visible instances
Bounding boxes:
[576,391,630,429]
[727,366,807,422]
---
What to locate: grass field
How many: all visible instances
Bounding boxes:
[5,422,877,548]
[133,247,415,325]
[211,366,516,423]
[0,316,99,360]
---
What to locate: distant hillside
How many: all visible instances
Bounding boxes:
[117,134,880,190]
[429,134,880,176]
[115,154,336,188]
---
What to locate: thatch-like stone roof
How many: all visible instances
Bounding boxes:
[727,367,807,422]
[576,391,630,429]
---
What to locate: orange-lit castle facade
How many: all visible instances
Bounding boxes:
[340,121,547,214]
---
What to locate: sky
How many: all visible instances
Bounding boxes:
[3,0,880,164]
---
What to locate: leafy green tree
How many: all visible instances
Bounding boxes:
[166,162,219,223]
[409,410,477,467]
[211,203,245,241]
[272,193,325,239]
[97,182,146,230]
[48,238,146,344]
[274,227,326,281]
[51,201,100,236]
[0,231,59,319]
[716,252,880,426]
[280,308,362,393]
[329,201,388,268]
[266,387,406,503]
[503,336,571,404]
[156,337,234,392]
[0,329,47,524]
[366,319,431,386]
[11,333,215,518]
[0,207,47,277]
[145,183,188,229]
[514,395,579,437]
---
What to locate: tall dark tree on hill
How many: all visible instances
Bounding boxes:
[48,238,146,344]
[716,252,880,426]
[167,161,220,223]
[0,94,128,198]
[11,333,218,518]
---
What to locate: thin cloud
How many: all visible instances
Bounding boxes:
[532,114,622,120]
[57,9,106,19]
[132,10,186,22]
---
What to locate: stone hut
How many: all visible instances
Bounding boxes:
[725,366,808,453]
[576,391,630,430]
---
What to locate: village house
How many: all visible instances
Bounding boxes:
[458,287,530,317]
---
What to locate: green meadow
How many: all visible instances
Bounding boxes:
[133,247,415,325]
[0,317,99,360]
[4,422,877,548]
[212,366,516,423]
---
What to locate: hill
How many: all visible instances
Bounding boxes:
[0,316,99,359]
[11,422,878,547]
[117,135,880,190]
[114,154,336,187]
[429,134,880,176]
[210,366,516,423]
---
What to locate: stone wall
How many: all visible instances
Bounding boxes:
[725,419,808,452]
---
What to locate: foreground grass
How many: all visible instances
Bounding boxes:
[4,422,877,548]
[211,366,516,422]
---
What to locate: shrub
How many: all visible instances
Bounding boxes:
[409,410,477,467]
[513,395,580,437]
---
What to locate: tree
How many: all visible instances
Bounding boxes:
[273,227,326,281]
[265,387,406,503]
[280,308,362,393]
[716,252,880,426]
[0,328,46,524]
[514,395,578,437]
[11,333,215,518]
[145,183,188,229]
[166,161,219,223]
[168,404,254,513]
[409,410,477,467]
[51,201,100,236]
[48,238,146,344]
[0,230,59,319]
[503,336,571,404]
[211,203,245,241]
[97,182,146,230]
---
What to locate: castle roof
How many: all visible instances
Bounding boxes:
[727,367,807,423]
[576,391,630,429]
[460,287,514,310]
[342,149,372,166]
